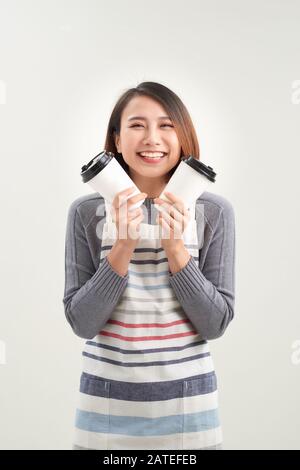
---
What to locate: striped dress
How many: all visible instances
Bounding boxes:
[72,198,222,450]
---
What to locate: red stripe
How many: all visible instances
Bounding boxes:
[99,330,198,341]
[107,318,191,328]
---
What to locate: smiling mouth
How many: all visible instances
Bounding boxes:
[136,152,168,160]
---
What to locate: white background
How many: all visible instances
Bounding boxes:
[0,0,300,449]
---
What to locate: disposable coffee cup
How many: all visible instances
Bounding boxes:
[156,155,216,213]
[80,150,144,211]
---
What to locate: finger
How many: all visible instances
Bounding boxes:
[159,215,170,239]
[127,207,144,220]
[117,192,147,212]
[117,198,146,224]
[126,192,147,209]
[129,212,144,225]
[161,215,185,240]
[163,191,181,203]
[159,210,183,234]
[155,199,186,221]
[114,186,142,208]
[118,211,144,239]
[128,213,144,239]
[118,207,143,225]
[161,191,188,216]
[155,197,188,218]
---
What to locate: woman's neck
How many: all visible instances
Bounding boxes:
[130,172,168,198]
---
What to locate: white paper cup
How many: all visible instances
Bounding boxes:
[155,156,216,214]
[81,151,144,211]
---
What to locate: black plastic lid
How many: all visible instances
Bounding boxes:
[80,150,114,183]
[181,155,216,182]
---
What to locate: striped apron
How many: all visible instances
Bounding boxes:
[72,198,222,450]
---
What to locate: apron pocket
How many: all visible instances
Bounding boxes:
[182,372,221,449]
[74,373,110,450]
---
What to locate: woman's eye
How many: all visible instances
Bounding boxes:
[130,124,173,128]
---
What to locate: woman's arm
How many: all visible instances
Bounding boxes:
[168,197,236,340]
[62,199,129,339]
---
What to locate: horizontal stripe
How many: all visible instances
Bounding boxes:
[85,339,207,355]
[126,283,171,290]
[83,341,210,370]
[90,332,208,349]
[120,295,177,302]
[101,245,199,253]
[102,245,165,253]
[128,269,169,277]
[113,306,184,315]
[79,370,217,400]
[82,348,214,383]
[75,407,219,436]
[77,389,219,417]
[73,426,222,450]
[102,256,199,265]
[121,288,195,300]
[108,315,189,326]
[82,350,211,368]
[98,330,197,342]
[84,341,208,359]
[123,277,170,288]
[106,318,191,328]
[98,318,195,339]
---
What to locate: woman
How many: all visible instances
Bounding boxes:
[63,81,236,450]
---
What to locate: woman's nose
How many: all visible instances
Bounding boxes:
[142,128,162,145]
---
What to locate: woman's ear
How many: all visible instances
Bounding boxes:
[114,132,121,153]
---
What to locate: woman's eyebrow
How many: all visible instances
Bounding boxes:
[127,115,171,121]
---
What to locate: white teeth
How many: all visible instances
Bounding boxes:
[139,152,165,158]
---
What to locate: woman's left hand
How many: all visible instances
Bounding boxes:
[154,191,190,252]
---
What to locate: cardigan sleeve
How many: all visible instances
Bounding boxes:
[62,200,129,339]
[168,199,236,340]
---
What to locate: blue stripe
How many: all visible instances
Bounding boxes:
[128,257,199,265]
[101,257,198,266]
[79,371,217,401]
[75,408,219,435]
[85,339,207,355]
[128,270,169,277]
[127,283,171,290]
[102,245,165,253]
[82,351,210,367]
[101,245,199,253]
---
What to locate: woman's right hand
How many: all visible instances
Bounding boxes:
[110,187,147,248]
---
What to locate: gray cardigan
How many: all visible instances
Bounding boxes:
[62,191,236,341]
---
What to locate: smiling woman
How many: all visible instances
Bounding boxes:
[104,82,200,198]
[63,81,235,450]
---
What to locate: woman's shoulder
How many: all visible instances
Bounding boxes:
[196,190,235,229]
[197,190,234,211]
[66,192,105,227]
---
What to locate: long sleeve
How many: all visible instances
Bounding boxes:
[168,198,236,340]
[62,199,129,339]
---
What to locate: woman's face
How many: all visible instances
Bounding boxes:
[115,95,181,180]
